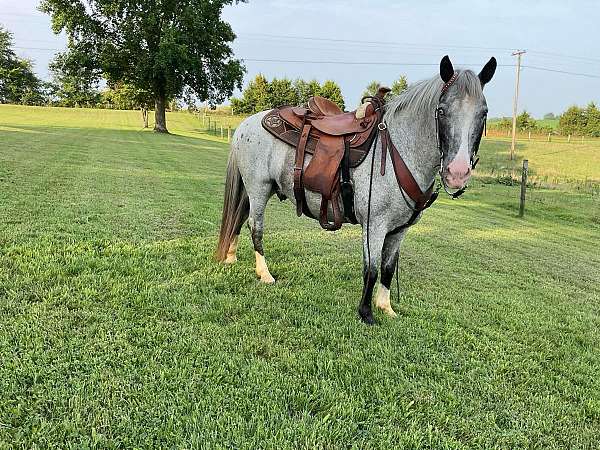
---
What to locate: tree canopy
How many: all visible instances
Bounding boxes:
[0,26,45,105]
[40,0,246,133]
[362,75,408,101]
[47,54,101,107]
[516,111,536,131]
[362,81,381,99]
[391,75,408,95]
[231,75,345,113]
[559,103,600,137]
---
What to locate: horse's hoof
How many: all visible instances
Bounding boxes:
[258,273,275,284]
[380,306,397,318]
[358,308,375,325]
[224,255,237,264]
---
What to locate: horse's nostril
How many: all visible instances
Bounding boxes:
[447,161,471,178]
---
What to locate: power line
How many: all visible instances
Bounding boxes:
[3,17,599,66]
[522,65,600,79]
[243,58,600,79]
[239,33,600,66]
[528,50,600,64]
[239,33,515,52]
[10,45,600,79]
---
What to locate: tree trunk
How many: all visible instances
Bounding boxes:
[154,94,168,133]
[142,107,148,128]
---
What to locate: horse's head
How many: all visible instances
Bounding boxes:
[436,55,497,190]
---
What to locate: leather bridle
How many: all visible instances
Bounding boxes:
[434,72,487,199]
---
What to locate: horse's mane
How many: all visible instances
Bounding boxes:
[384,69,484,122]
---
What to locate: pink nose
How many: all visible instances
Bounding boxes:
[445,160,471,188]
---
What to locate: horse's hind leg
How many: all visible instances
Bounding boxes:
[375,230,407,317]
[248,183,275,284]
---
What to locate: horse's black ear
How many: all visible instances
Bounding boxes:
[478,57,497,85]
[440,55,454,83]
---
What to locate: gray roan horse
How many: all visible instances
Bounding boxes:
[216,55,497,324]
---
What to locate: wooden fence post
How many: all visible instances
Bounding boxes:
[528,131,531,141]
[519,159,528,218]
[220,125,224,139]
[227,126,231,143]
[568,134,571,143]
[547,133,551,142]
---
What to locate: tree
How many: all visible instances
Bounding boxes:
[497,117,512,130]
[319,80,345,111]
[559,105,586,136]
[391,75,408,95]
[585,102,600,137]
[230,76,345,113]
[268,78,298,108]
[0,26,45,105]
[47,54,101,107]
[362,81,381,99]
[230,74,270,114]
[516,110,537,131]
[295,79,321,106]
[40,0,246,133]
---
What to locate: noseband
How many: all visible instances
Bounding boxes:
[434,72,486,199]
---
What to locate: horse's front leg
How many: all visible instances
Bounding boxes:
[375,229,407,318]
[358,230,386,325]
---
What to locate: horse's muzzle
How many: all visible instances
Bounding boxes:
[444,159,472,189]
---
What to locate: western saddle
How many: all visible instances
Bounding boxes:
[262,87,436,231]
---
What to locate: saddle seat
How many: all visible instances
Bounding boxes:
[262,88,390,230]
[308,96,342,116]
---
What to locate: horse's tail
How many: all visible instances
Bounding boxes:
[215,153,249,262]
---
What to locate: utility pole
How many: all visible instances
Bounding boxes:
[510,50,526,161]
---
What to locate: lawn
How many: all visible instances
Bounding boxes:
[1,105,599,448]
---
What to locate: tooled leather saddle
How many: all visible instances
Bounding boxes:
[262,86,437,231]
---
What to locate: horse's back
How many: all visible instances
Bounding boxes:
[231,111,295,193]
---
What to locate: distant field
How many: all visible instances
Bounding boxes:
[478,136,600,189]
[536,118,560,129]
[1,105,599,448]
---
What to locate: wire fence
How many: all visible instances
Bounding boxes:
[191,109,247,143]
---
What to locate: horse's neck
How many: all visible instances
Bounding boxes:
[387,112,439,189]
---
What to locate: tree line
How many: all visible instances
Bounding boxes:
[490,103,600,137]
[230,75,345,113]
[558,103,600,137]
[231,74,409,114]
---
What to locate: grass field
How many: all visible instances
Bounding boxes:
[1,105,599,448]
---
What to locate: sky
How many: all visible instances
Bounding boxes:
[1,0,599,117]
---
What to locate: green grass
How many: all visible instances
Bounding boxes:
[477,136,600,189]
[1,105,599,448]
[536,118,559,129]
